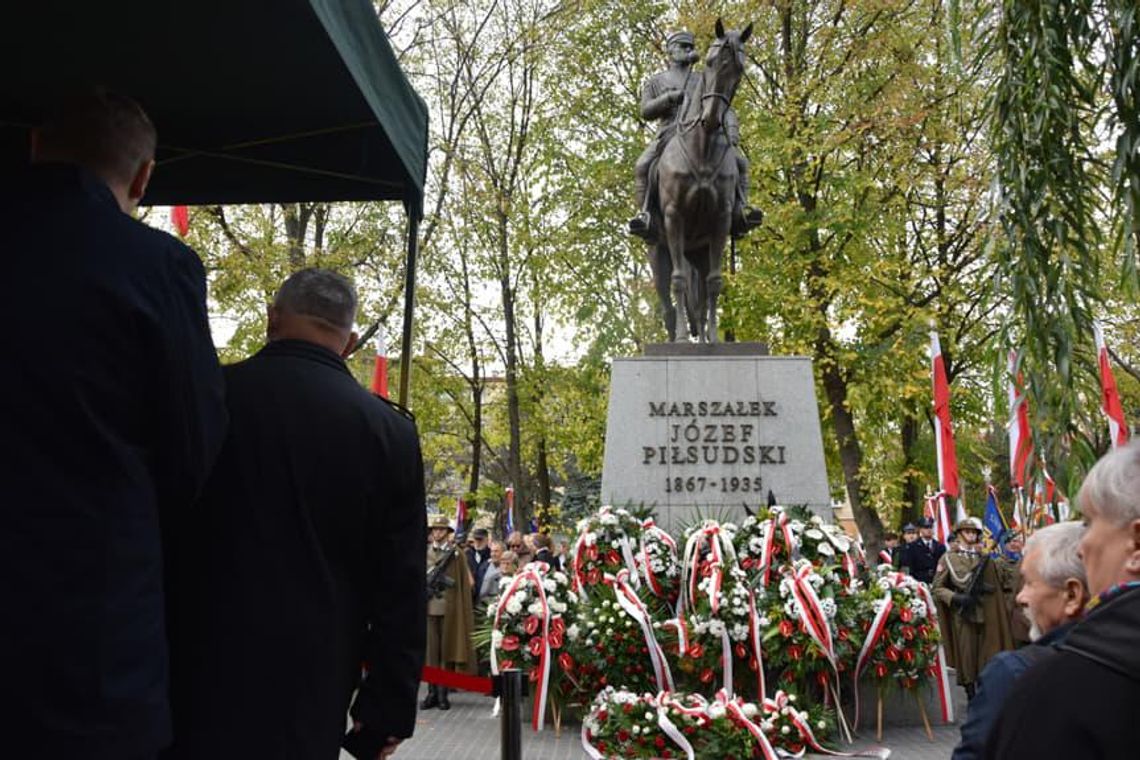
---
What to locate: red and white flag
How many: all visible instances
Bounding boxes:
[1008,351,1034,489]
[931,333,964,529]
[170,206,190,237]
[454,497,468,534]
[1093,322,1130,449]
[370,329,388,398]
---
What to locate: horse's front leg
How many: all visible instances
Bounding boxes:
[648,242,677,341]
[662,205,689,343]
[706,226,728,344]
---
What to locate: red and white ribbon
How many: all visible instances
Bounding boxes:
[570,532,589,591]
[851,575,900,728]
[714,689,780,760]
[788,564,836,668]
[748,589,767,699]
[639,518,678,599]
[654,693,697,760]
[607,570,675,692]
[760,511,797,587]
[915,582,955,723]
[490,563,552,731]
[764,691,891,758]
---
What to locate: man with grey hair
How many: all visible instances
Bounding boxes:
[985,440,1140,759]
[952,521,1088,759]
[164,269,426,760]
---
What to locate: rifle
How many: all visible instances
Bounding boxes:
[957,553,993,613]
[426,543,458,601]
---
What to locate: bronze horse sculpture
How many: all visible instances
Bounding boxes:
[647,20,752,342]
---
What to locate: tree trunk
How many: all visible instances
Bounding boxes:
[497,208,526,524]
[900,410,922,526]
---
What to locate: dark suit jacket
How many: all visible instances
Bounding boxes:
[900,538,946,584]
[165,339,426,760]
[0,165,226,759]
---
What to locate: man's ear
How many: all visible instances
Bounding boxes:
[341,330,359,359]
[1062,578,1087,618]
[1126,519,1140,575]
[127,159,155,204]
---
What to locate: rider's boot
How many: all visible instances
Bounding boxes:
[731,172,764,238]
[628,174,655,240]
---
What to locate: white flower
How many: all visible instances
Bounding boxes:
[816,542,834,556]
[810,515,824,526]
[820,598,838,618]
[708,619,726,636]
[567,624,580,641]
[817,720,827,730]
[805,528,824,540]
[781,725,791,735]
[506,598,522,615]
[644,711,654,721]
[543,579,557,592]
[632,725,641,735]
[527,601,544,615]
[742,703,759,718]
[492,630,504,647]
[707,703,726,720]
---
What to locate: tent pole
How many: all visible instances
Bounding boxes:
[398,213,419,408]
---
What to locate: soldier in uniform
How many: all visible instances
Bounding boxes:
[423,514,476,711]
[900,517,945,584]
[932,517,1016,699]
[628,30,762,241]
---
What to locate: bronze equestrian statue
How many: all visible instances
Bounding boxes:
[630,21,758,342]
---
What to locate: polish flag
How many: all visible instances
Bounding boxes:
[931,333,962,527]
[171,206,190,237]
[1007,352,1034,489]
[505,486,515,534]
[454,498,467,535]
[1093,322,1130,449]
[370,329,388,398]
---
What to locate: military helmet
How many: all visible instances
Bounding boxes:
[954,516,984,535]
[666,30,695,47]
[428,513,454,531]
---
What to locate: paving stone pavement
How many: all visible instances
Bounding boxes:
[346,685,961,760]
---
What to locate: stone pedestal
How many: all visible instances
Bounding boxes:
[600,345,832,531]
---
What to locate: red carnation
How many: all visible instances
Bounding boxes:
[655,736,666,749]
[779,620,795,637]
[524,616,540,635]
[550,617,565,636]
[549,630,564,649]
[688,643,705,659]
[528,636,544,656]
[528,667,539,682]
[500,658,514,670]
[587,544,599,561]
[885,646,900,662]
[700,668,715,683]
[558,652,575,672]
[617,729,630,742]
[596,709,607,722]
[900,607,914,623]
[902,648,915,664]
[788,645,803,661]
[586,567,602,585]
[901,625,915,641]
[501,635,520,652]
[838,628,850,642]
[874,662,888,678]
[735,643,748,659]
[606,550,622,566]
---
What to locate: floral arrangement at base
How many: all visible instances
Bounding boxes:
[488,561,580,728]
[852,566,953,727]
[562,580,663,706]
[571,506,645,596]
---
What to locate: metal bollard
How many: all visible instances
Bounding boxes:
[500,668,523,760]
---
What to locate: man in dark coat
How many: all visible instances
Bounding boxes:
[467,527,493,598]
[0,92,226,760]
[900,516,946,584]
[164,269,426,760]
[985,441,1140,760]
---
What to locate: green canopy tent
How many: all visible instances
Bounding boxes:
[0,0,428,405]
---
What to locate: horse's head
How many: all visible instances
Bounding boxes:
[700,18,752,133]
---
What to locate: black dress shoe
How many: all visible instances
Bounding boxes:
[438,690,451,711]
[420,687,439,710]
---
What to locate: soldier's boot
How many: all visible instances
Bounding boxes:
[628,173,654,240]
[438,687,451,711]
[731,179,763,238]
[420,684,439,710]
